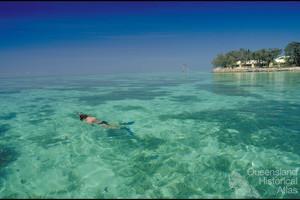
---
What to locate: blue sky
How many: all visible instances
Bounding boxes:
[1,2,300,76]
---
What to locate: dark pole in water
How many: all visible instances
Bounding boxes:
[182,64,187,73]
[182,64,189,78]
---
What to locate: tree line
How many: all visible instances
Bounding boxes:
[212,41,300,68]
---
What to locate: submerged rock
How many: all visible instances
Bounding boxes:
[229,171,260,198]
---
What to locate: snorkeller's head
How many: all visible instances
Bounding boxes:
[79,114,88,121]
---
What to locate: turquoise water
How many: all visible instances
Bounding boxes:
[0,71,299,198]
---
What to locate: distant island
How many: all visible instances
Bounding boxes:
[212,41,300,73]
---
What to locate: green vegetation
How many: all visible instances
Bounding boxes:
[212,42,300,68]
[284,42,300,66]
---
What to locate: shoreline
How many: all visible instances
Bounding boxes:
[212,66,300,73]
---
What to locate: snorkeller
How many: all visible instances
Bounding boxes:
[78,113,134,135]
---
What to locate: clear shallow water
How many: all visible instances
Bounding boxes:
[0,71,299,198]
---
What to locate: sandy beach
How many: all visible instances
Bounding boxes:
[213,66,300,73]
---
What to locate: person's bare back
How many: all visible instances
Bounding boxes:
[85,116,98,124]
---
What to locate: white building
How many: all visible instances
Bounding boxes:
[236,60,259,65]
[274,56,289,64]
[236,56,289,68]
[236,60,261,68]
